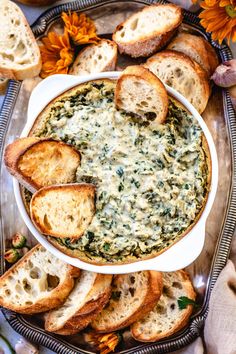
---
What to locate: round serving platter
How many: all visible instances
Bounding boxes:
[0,0,236,353]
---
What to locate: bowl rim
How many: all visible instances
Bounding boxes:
[13,72,218,273]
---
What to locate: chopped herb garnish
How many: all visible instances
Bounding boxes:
[116,166,124,177]
[103,243,110,251]
[118,183,124,192]
[177,296,198,310]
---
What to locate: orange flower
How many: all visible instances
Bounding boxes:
[200,0,236,43]
[62,11,100,45]
[84,332,120,354]
[40,29,74,78]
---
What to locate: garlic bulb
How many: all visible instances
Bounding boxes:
[212,60,236,87]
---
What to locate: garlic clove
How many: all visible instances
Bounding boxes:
[211,60,236,88]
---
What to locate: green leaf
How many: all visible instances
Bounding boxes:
[103,243,110,251]
[177,296,198,310]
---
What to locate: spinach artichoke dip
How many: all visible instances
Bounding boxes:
[31,79,210,264]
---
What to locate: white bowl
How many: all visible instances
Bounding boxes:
[13,72,218,274]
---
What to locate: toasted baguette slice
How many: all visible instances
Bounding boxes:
[167,33,219,77]
[0,0,41,80]
[45,271,112,335]
[69,40,117,76]
[145,50,210,113]
[30,184,96,239]
[4,137,81,193]
[91,271,163,333]
[0,244,80,314]
[0,77,8,94]
[112,4,183,58]
[131,270,196,342]
[115,65,168,124]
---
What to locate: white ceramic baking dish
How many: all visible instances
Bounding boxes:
[13,72,218,274]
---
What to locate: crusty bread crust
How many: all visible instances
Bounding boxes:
[0,78,8,94]
[69,39,118,75]
[0,1,42,80]
[45,273,112,335]
[145,50,210,114]
[131,270,196,342]
[112,4,183,57]
[167,33,219,77]
[16,0,57,5]
[4,137,81,193]
[0,61,42,81]
[30,184,96,239]
[0,244,80,314]
[91,271,163,332]
[115,65,168,124]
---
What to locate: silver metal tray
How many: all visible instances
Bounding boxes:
[1,1,236,353]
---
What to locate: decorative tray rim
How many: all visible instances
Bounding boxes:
[0,0,236,353]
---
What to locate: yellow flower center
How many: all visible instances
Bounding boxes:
[225,4,236,17]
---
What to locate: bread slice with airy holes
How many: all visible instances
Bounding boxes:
[115,65,168,124]
[0,244,80,314]
[131,270,196,342]
[45,271,112,335]
[91,271,163,333]
[0,77,8,94]
[167,33,219,77]
[112,4,183,58]
[4,137,81,193]
[69,40,117,76]
[0,0,41,80]
[144,50,210,114]
[30,184,96,239]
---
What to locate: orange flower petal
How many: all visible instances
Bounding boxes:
[200,0,236,43]
[40,29,74,78]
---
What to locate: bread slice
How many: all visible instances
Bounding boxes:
[112,4,183,58]
[144,50,210,113]
[115,65,168,124]
[4,137,81,193]
[0,77,8,94]
[69,40,118,76]
[30,184,96,239]
[167,33,219,77]
[91,271,163,333]
[0,244,80,314]
[131,270,196,342]
[0,0,42,80]
[45,271,112,335]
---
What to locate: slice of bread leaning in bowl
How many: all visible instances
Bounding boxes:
[30,184,96,239]
[45,271,112,335]
[21,76,211,265]
[0,244,80,314]
[4,137,81,193]
[115,65,168,124]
